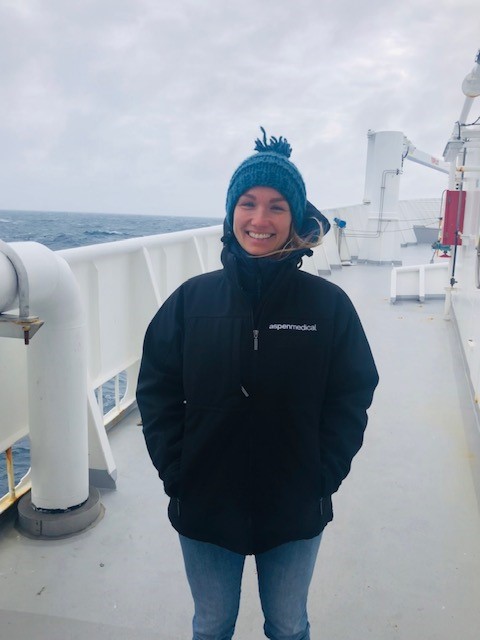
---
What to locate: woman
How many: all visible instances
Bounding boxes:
[136,129,379,640]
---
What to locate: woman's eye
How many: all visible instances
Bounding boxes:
[239,201,254,208]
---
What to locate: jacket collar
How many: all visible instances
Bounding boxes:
[221,238,299,312]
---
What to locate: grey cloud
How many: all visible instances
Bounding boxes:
[0,0,479,216]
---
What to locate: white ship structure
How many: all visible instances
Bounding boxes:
[0,51,479,639]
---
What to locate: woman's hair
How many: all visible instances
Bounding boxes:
[289,219,324,251]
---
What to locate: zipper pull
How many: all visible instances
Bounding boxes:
[253,329,259,351]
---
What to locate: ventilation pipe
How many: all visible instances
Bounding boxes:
[0,240,101,537]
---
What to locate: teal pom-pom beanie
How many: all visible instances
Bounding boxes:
[225,128,307,231]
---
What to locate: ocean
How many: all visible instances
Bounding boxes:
[0,209,222,499]
[0,209,221,250]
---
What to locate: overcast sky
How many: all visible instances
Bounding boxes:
[0,0,479,218]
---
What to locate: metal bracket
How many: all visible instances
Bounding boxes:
[0,314,44,344]
[0,239,43,344]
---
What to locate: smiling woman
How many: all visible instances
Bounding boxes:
[233,186,292,255]
[136,127,378,640]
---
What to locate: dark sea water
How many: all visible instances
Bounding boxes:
[0,209,221,250]
[0,209,222,498]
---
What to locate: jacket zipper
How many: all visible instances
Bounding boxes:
[250,263,290,353]
[230,255,294,553]
[248,322,257,552]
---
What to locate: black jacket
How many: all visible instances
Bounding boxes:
[137,246,378,555]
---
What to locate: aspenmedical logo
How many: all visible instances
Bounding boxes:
[269,323,317,331]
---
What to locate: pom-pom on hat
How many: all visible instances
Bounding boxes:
[225,127,307,231]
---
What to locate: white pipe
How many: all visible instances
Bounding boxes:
[0,252,17,312]
[8,242,88,510]
[448,161,458,190]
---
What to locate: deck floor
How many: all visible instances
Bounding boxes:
[1,246,480,639]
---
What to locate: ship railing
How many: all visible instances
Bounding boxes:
[0,447,31,514]
[0,223,332,510]
[390,262,450,303]
[1,198,447,512]
[56,224,333,485]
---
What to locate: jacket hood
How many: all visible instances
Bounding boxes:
[304,201,331,238]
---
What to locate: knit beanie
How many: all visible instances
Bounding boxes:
[225,128,307,231]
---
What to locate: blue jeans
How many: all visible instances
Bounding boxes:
[179,534,322,640]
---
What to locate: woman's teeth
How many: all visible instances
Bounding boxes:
[247,232,273,239]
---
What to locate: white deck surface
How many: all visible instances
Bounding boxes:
[1,245,480,639]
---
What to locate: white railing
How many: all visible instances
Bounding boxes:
[58,224,227,491]
[5,197,456,511]
[1,224,332,509]
[390,262,450,303]
[449,189,480,402]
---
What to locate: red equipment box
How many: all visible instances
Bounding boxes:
[442,190,466,246]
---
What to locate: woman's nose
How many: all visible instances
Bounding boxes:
[250,207,269,226]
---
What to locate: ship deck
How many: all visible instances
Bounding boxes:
[1,244,480,640]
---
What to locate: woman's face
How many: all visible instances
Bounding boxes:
[233,186,292,256]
